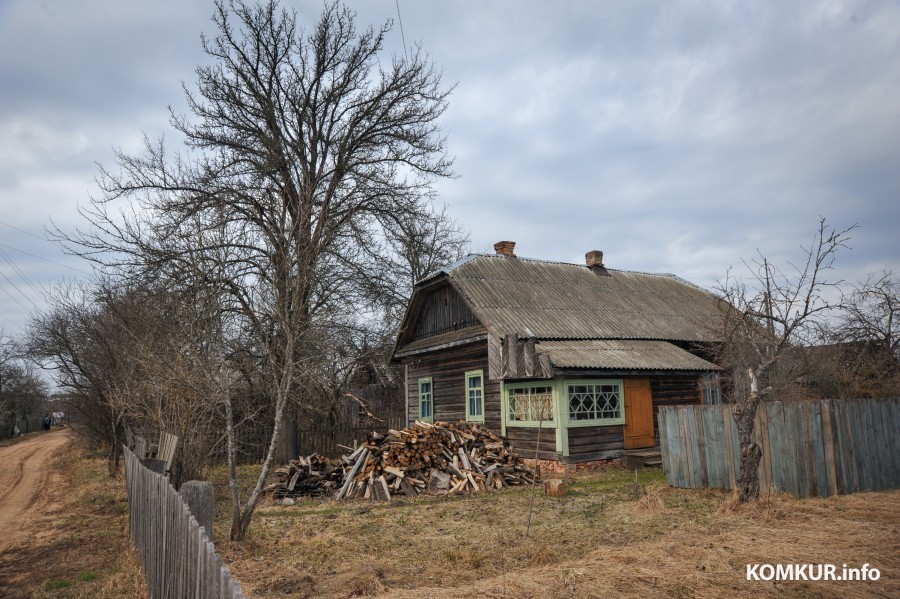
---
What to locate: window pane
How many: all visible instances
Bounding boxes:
[507,385,553,421]
[568,382,621,421]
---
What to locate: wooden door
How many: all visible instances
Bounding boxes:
[624,378,654,449]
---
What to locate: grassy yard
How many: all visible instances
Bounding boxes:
[210,463,899,598]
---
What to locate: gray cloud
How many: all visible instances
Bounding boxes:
[1,0,898,337]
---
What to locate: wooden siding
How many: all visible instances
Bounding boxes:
[411,284,479,341]
[404,341,501,432]
[567,425,624,456]
[506,426,560,461]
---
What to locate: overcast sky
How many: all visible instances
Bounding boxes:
[1,0,899,338]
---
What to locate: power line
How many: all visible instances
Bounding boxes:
[0,219,47,241]
[0,247,42,297]
[0,242,93,275]
[0,281,30,314]
[0,263,38,312]
[395,0,408,61]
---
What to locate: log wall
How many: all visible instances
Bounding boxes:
[567,425,624,457]
[404,340,501,432]
[506,426,560,461]
[650,375,701,439]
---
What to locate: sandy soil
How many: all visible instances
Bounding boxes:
[0,430,69,554]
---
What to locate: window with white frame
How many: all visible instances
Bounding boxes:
[567,381,623,424]
[418,377,433,422]
[506,383,554,424]
[465,370,484,422]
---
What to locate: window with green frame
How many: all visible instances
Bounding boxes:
[418,377,433,422]
[566,380,623,424]
[465,370,484,422]
[506,383,554,424]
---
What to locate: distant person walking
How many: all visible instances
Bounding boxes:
[42,414,51,431]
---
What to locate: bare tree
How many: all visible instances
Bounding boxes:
[715,218,854,502]
[56,1,453,539]
[812,270,900,397]
[370,202,470,327]
[838,270,899,359]
[27,282,136,472]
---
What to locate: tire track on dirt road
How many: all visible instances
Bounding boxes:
[0,430,70,554]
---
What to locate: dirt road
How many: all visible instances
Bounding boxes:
[0,429,69,554]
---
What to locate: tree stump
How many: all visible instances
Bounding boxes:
[543,478,567,497]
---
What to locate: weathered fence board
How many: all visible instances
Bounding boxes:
[659,398,900,498]
[124,445,245,598]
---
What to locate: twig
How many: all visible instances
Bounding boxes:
[343,392,385,423]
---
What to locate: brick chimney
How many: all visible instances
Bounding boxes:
[586,250,610,276]
[494,241,516,257]
[585,250,604,267]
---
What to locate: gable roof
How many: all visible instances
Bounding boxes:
[437,254,725,342]
[393,253,729,372]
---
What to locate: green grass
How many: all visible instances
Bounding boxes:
[46,580,71,590]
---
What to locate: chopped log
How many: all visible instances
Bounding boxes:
[543,479,567,497]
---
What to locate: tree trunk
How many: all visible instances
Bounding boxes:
[275,399,298,464]
[733,393,762,502]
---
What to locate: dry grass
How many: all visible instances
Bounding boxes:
[211,463,899,598]
[0,439,146,599]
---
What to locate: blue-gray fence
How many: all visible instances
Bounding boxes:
[658,398,900,498]
[124,445,245,598]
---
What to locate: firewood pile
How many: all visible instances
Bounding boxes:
[265,421,540,502]
[335,420,540,501]
[268,453,342,499]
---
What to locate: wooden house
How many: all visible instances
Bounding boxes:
[391,241,728,467]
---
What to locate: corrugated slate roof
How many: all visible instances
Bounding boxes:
[536,340,720,371]
[445,254,725,342]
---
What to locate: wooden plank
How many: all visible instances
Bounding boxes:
[809,401,828,497]
[889,400,900,489]
[723,405,737,490]
[700,407,720,489]
[869,399,887,491]
[681,407,698,488]
[820,400,839,496]
[662,408,683,487]
[657,409,670,478]
[875,399,892,491]
[758,403,773,492]
[694,406,709,487]
[787,401,805,497]
[800,401,817,497]
[852,398,866,492]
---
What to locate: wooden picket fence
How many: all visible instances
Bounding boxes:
[658,398,900,498]
[124,445,245,598]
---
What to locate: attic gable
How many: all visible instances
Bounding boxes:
[395,279,483,351]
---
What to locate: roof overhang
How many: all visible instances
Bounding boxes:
[535,339,721,372]
[393,326,487,360]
